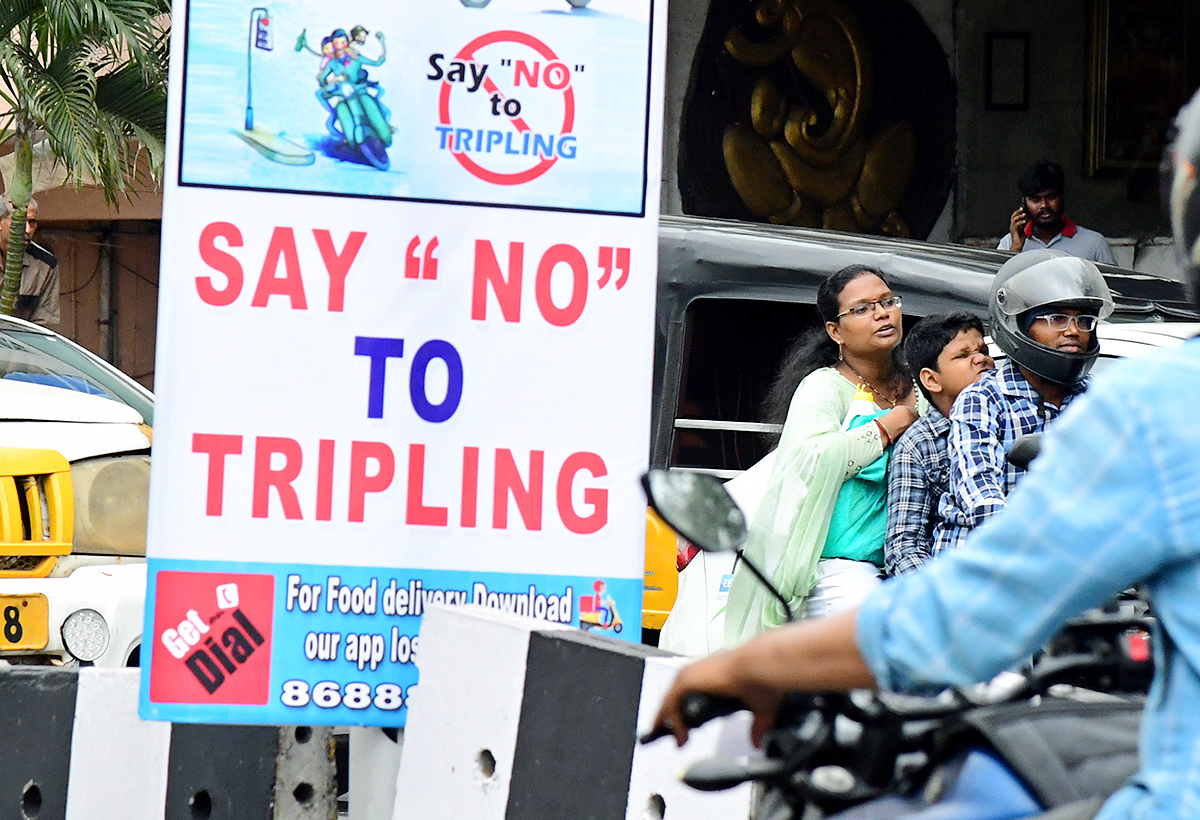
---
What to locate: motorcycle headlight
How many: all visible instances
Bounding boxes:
[61,608,110,662]
[71,455,150,555]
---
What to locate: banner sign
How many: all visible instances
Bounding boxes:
[142,0,665,726]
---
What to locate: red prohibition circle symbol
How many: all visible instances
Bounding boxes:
[438,29,576,186]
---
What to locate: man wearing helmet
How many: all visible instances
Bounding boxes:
[935,249,1113,550]
[652,89,1200,819]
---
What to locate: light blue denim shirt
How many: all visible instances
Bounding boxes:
[858,338,1200,820]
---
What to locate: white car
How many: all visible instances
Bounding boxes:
[0,315,152,667]
[1060,321,1200,371]
[660,321,1200,657]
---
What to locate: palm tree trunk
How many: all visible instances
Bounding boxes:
[0,133,32,315]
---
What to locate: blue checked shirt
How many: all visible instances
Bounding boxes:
[936,360,1087,551]
[884,409,951,576]
[858,339,1200,820]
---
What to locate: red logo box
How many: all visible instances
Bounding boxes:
[149,571,274,705]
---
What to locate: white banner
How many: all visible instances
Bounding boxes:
[141,0,665,726]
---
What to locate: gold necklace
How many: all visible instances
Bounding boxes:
[839,360,901,408]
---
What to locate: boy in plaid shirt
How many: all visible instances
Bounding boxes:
[884,314,993,575]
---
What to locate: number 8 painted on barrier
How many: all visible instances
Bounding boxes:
[281,680,311,707]
[373,683,404,710]
[3,606,21,643]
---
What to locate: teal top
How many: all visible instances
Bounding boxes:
[724,369,886,646]
[821,410,889,566]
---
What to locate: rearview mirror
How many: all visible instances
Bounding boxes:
[641,470,747,554]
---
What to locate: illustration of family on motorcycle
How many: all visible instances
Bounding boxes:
[296,24,393,170]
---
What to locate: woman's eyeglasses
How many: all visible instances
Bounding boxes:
[836,295,902,320]
[1036,313,1099,332]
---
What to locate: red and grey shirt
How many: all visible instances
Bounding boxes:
[997,217,1117,265]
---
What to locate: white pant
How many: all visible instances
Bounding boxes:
[801,558,883,619]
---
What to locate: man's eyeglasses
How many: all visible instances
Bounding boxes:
[1035,313,1099,332]
[836,295,902,320]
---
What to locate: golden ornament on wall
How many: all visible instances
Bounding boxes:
[720,0,916,237]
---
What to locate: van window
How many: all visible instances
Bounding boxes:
[669,297,931,477]
[670,298,820,476]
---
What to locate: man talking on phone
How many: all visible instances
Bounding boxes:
[998,160,1116,265]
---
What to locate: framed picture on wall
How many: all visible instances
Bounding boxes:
[1087,0,1200,174]
[985,33,1029,111]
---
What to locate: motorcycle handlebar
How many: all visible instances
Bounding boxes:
[839,651,1133,727]
[641,615,1150,744]
[639,692,747,744]
[683,691,746,725]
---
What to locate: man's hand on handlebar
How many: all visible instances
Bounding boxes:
[650,611,878,747]
[651,648,786,748]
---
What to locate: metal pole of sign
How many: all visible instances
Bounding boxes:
[246,7,269,131]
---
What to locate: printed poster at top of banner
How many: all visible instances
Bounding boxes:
[179,0,653,214]
[142,0,665,727]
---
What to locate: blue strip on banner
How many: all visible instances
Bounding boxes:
[138,558,641,725]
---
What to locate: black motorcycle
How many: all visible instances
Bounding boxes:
[639,459,1150,820]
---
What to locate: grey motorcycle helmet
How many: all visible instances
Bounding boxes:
[989,249,1114,385]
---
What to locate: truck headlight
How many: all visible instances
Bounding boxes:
[61,609,110,662]
[71,455,150,555]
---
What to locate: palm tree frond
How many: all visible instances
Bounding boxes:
[0,1,44,45]
[0,0,168,227]
[94,62,166,136]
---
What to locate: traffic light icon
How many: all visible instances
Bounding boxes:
[254,12,272,51]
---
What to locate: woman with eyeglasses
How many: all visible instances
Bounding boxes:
[725,264,923,646]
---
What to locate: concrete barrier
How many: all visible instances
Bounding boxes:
[3,609,755,820]
[395,604,756,820]
[0,666,335,820]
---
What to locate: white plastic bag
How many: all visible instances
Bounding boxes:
[659,451,775,657]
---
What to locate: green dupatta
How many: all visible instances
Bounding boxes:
[724,368,891,647]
